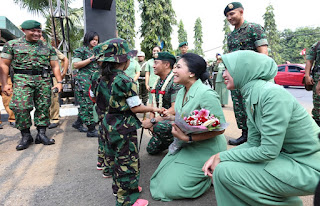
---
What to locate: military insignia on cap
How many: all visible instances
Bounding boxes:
[228,4,234,9]
[154,53,158,58]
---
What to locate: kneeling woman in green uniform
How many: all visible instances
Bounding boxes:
[203,50,320,206]
[92,38,163,206]
[150,53,227,201]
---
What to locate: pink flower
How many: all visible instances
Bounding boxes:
[193,110,199,115]
[198,108,210,118]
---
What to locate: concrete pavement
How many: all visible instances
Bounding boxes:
[0,94,315,206]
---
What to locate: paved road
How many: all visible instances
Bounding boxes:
[0,87,315,206]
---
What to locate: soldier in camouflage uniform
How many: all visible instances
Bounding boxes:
[72,31,99,137]
[225,2,268,145]
[305,41,320,126]
[91,38,163,206]
[142,52,183,155]
[0,20,62,150]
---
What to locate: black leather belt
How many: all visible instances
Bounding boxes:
[14,69,42,75]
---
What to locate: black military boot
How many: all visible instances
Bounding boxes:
[16,129,33,151]
[228,129,248,146]
[87,124,98,137]
[35,126,55,145]
[72,117,88,132]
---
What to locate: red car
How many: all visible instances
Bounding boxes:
[275,64,306,87]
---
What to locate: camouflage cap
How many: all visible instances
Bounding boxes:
[154,52,176,64]
[224,2,243,16]
[179,42,188,48]
[21,20,42,30]
[93,38,137,63]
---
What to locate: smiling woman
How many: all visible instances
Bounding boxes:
[203,50,320,206]
[150,53,227,202]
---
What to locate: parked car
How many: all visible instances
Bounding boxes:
[275,64,306,87]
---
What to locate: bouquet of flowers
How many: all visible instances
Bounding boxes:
[169,108,228,154]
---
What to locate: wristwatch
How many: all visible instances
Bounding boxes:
[150,118,157,125]
[188,134,193,143]
[57,81,63,84]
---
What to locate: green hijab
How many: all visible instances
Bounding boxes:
[221,50,277,92]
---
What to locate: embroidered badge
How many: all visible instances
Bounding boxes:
[154,53,158,58]
[228,4,234,9]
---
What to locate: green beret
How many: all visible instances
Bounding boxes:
[93,38,137,63]
[154,52,176,64]
[179,42,188,48]
[21,20,42,30]
[224,2,243,16]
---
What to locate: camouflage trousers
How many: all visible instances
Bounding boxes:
[100,122,140,206]
[138,79,148,105]
[147,120,174,155]
[230,89,248,131]
[74,74,95,126]
[10,74,51,130]
[312,72,320,121]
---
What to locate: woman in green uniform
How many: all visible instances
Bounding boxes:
[203,50,320,206]
[92,38,163,206]
[150,53,227,201]
[214,55,229,107]
[72,31,100,137]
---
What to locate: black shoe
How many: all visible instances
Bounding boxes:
[48,123,59,129]
[72,119,88,132]
[87,124,98,137]
[16,129,33,150]
[9,122,16,128]
[35,127,55,145]
[228,130,248,146]
[0,123,3,129]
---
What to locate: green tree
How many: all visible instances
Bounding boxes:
[13,0,51,15]
[138,0,177,59]
[178,20,188,44]
[193,17,203,56]
[222,18,231,54]
[116,0,135,48]
[263,4,282,64]
[279,27,320,64]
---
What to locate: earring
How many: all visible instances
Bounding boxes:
[189,75,193,78]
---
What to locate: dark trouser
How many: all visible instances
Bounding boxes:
[230,89,248,130]
[138,78,148,105]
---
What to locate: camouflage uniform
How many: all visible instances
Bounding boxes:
[92,70,141,206]
[147,71,182,155]
[227,20,268,131]
[306,42,320,121]
[138,60,148,105]
[73,46,99,127]
[1,36,57,130]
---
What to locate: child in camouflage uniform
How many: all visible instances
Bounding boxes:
[91,38,163,206]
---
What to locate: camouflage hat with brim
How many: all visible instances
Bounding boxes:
[179,42,188,48]
[21,20,42,30]
[154,52,176,64]
[93,38,137,63]
[224,2,243,16]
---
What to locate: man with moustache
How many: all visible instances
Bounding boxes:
[142,52,182,155]
[0,20,62,150]
[225,2,268,146]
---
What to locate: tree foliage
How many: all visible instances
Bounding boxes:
[222,18,231,54]
[193,17,203,56]
[178,20,188,44]
[279,27,320,64]
[138,0,176,59]
[116,0,135,49]
[263,4,282,64]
